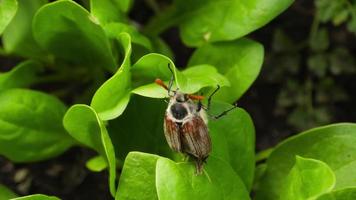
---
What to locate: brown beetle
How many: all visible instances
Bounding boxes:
[155,64,237,174]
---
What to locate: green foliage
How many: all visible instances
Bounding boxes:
[63,104,117,196]
[33,0,116,71]
[0,60,42,90]
[270,23,355,131]
[155,156,250,200]
[280,156,335,200]
[0,0,17,35]
[1,0,354,199]
[91,33,131,120]
[11,194,60,200]
[0,184,17,200]
[2,0,46,58]
[188,38,264,103]
[255,123,356,200]
[145,0,294,46]
[0,89,75,162]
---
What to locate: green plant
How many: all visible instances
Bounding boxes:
[263,0,356,131]
[0,0,355,200]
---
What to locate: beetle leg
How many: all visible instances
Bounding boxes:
[211,102,238,119]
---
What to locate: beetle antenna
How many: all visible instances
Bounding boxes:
[155,78,169,90]
[167,63,174,95]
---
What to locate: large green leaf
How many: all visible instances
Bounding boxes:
[131,53,229,98]
[0,89,74,162]
[91,33,131,120]
[188,38,264,103]
[0,184,17,200]
[179,0,294,46]
[208,102,255,190]
[0,0,17,35]
[156,156,250,200]
[255,123,356,200]
[33,0,115,71]
[63,104,116,197]
[280,156,335,200]
[103,22,152,51]
[147,0,294,46]
[115,152,160,200]
[11,194,59,200]
[90,0,124,25]
[317,187,356,200]
[2,0,46,58]
[0,60,42,90]
[107,95,172,161]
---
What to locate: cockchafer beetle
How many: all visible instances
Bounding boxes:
[155,64,237,174]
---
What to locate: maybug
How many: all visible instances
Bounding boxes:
[155,64,237,174]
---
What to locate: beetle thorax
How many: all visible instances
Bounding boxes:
[166,92,198,123]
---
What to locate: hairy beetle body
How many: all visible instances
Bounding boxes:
[163,91,211,174]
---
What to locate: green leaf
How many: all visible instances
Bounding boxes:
[0,60,42,90]
[315,0,344,23]
[115,152,160,200]
[255,123,356,200]
[33,0,116,71]
[307,54,328,77]
[280,156,335,200]
[90,0,124,24]
[188,38,264,103]
[0,184,17,200]
[115,0,132,13]
[317,187,356,200]
[86,155,108,172]
[309,28,329,52]
[11,194,60,200]
[63,104,117,197]
[2,0,46,58]
[104,22,152,50]
[0,0,17,35]
[208,102,255,190]
[107,95,173,160]
[0,89,74,162]
[131,53,229,98]
[150,0,294,46]
[151,37,174,60]
[91,33,131,120]
[156,156,250,200]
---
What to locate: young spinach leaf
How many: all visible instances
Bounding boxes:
[0,184,17,199]
[86,155,108,172]
[91,33,131,120]
[146,0,294,46]
[208,102,255,191]
[11,194,60,200]
[0,0,17,35]
[0,60,42,90]
[131,53,229,98]
[188,38,264,103]
[90,0,125,25]
[33,0,115,71]
[2,0,46,59]
[280,156,335,200]
[63,104,117,197]
[156,156,250,200]
[107,95,173,160]
[0,89,74,162]
[115,152,160,200]
[255,123,356,200]
[317,187,356,200]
